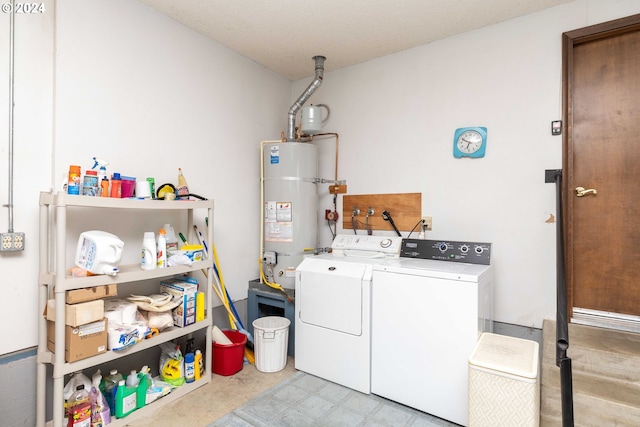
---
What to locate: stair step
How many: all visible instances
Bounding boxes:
[541,319,640,426]
[542,319,640,382]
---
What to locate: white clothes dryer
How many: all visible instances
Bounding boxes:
[295,234,402,394]
[371,239,494,427]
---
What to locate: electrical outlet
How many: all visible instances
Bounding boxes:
[0,232,25,252]
[422,216,433,231]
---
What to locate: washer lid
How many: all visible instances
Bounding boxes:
[469,333,539,379]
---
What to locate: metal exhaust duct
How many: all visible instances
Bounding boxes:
[286,55,326,141]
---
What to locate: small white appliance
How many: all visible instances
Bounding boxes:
[371,239,493,426]
[295,234,402,393]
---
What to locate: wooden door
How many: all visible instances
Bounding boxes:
[564,14,640,326]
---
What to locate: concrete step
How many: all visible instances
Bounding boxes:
[541,319,640,426]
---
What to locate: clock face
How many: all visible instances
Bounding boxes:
[453,127,487,158]
[456,130,483,154]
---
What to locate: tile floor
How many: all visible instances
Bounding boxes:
[210,370,459,427]
[129,356,459,426]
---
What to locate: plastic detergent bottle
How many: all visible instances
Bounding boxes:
[125,370,140,387]
[103,369,123,414]
[177,168,189,199]
[67,165,81,195]
[110,173,122,198]
[114,380,137,418]
[194,349,203,381]
[156,228,167,268]
[67,384,91,427]
[185,352,195,383]
[74,230,124,276]
[141,232,156,270]
[136,372,151,409]
[163,224,179,256]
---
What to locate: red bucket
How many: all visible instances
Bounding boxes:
[212,330,247,376]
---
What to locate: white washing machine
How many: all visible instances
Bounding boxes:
[371,239,494,427]
[295,234,402,394]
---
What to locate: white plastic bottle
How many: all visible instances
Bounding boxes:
[141,232,156,270]
[157,228,167,268]
[163,223,179,256]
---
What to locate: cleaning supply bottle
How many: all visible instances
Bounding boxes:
[114,380,137,418]
[103,369,123,414]
[194,349,203,381]
[156,228,167,268]
[141,232,156,270]
[81,170,99,196]
[92,157,109,182]
[163,224,179,256]
[185,351,195,383]
[125,370,139,388]
[110,173,122,198]
[100,178,109,197]
[136,369,151,409]
[177,168,189,200]
[67,384,91,427]
[67,165,81,195]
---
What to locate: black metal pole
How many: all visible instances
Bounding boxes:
[553,170,574,427]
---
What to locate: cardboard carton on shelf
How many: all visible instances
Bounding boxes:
[46,299,105,327]
[46,318,108,362]
[66,284,118,304]
[160,278,198,328]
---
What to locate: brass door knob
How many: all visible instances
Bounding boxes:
[575,186,597,197]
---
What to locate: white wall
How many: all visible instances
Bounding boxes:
[0,0,290,355]
[1,0,639,356]
[298,0,640,329]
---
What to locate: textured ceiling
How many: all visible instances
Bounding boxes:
[137,0,570,81]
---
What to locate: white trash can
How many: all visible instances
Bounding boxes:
[468,332,540,427]
[252,316,290,372]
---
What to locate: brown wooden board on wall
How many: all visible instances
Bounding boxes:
[342,193,422,233]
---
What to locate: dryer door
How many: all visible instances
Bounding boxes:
[297,259,370,335]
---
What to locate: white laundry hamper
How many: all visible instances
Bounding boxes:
[468,332,540,427]
[252,316,290,372]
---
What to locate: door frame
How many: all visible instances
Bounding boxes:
[562,13,640,322]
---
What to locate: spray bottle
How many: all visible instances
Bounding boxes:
[92,158,109,196]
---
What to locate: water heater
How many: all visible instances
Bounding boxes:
[262,142,317,288]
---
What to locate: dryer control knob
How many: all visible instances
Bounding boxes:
[380,239,392,248]
[474,246,484,254]
[460,244,469,253]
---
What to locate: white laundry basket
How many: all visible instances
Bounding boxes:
[252,316,290,372]
[468,332,540,427]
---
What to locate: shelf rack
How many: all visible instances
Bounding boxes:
[36,192,214,427]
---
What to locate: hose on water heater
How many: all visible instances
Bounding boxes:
[258,259,294,302]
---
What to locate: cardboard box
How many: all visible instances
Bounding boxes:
[66,284,118,304]
[47,318,108,362]
[46,299,104,327]
[160,278,198,327]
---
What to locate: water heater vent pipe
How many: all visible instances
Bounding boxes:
[286,55,326,141]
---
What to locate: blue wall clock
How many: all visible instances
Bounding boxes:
[453,127,487,158]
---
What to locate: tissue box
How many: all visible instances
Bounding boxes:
[66,284,117,304]
[46,299,104,327]
[47,318,107,362]
[160,278,198,327]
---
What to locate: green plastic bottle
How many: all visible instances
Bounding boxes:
[114,380,137,418]
[136,373,151,409]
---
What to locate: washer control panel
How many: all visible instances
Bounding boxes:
[331,234,403,257]
[400,239,491,265]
